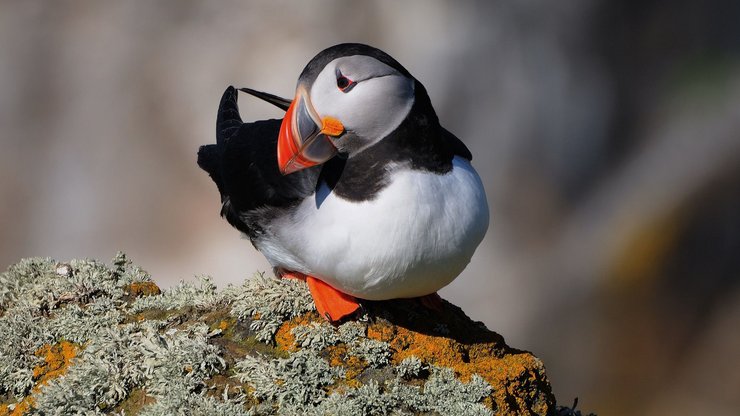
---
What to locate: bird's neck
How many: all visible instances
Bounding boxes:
[317,91,454,202]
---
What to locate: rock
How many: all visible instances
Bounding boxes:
[0,254,590,415]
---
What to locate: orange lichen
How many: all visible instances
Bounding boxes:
[274,313,369,390]
[366,319,550,414]
[218,320,230,331]
[201,309,235,335]
[0,341,82,416]
[324,344,367,394]
[126,281,161,297]
[0,398,33,416]
[266,309,550,415]
[274,313,322,352]
[324,344,366,387]
[33,341,80,388]
[366,322,395,341]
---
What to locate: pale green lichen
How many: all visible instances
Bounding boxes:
[0,253,143,400]
[128,276,223,314]
[45,298,123,344]
[233,301,491,415]
[291,322,339,350]
[291,321,391,368]
[33,321,225,413]
[228,273,315,343]
[137,391,251,416]
[0,255,135,315]
[317,367,493,415]
[237,361,494,416]
[0,254,225,413]
[0,309,49,396]
[0,254,567,415]
[421,367,493,415]
[395,356,425,380]
[233,349,342,411]
[312,380,397,416]
[337,320,366,343]
[349,338,392,368]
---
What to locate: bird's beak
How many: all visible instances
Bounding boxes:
[278,87,343,175]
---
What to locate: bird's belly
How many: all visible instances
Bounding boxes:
[263,157,489,300]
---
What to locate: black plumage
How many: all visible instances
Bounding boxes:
[197,86,320,239]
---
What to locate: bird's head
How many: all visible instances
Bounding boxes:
[243,43,419,175]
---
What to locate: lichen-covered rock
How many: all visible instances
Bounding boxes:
[0,254,590,415]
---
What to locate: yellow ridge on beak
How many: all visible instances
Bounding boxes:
[320,116,344,137]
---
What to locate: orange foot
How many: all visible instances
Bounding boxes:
[278,269,360,322]
[417,292,445,312]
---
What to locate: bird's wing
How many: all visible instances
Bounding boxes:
[442,127,473,161]
[198,87,320,236]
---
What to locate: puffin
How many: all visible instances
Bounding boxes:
[198,43,489,322]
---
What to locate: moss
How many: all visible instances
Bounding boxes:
[113,388,156,415]
[126,281,161,297]
[0,254,580,415]
[125,306,182,323]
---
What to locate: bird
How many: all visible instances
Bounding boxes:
[198,43,489,322]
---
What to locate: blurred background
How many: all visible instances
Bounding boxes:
[2,0,739,414]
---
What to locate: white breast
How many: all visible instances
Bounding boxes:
[255,156,489,300]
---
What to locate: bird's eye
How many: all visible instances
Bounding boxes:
[336,72,356,92]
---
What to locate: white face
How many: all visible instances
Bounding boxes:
[308,55,415,154]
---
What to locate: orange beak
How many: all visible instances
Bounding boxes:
[277,89,344,175]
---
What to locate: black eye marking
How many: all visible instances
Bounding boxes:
[335,69,357,93]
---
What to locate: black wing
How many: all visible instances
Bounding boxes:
[442,127,472,161]
[197,86,320,236]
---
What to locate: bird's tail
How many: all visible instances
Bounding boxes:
[197,86,243,200]
[197,143,225,199]
[216,86,243,145]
